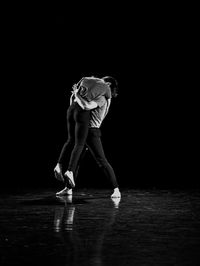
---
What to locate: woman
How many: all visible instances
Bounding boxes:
[54,76,112,190]
[55,76,121,198]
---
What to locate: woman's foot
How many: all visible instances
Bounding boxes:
[64,170,75,188]
[54,164,64,182]
[111,188,121,198]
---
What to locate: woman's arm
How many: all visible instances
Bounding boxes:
[69,83,78,105]
[70,94,74,105]
[69,83,86,108]
[75,92,98,110]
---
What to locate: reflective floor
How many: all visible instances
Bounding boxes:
[0,188,200,265]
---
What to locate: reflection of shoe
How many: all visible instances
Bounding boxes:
[111,197,121,208]
[56,187,73,196]
[54,207,64,232]
[64,171,75,188]
[54,164,64,182]
[111,188,121,198]
[56,194,73,204]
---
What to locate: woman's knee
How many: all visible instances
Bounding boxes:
[65,138,74,145]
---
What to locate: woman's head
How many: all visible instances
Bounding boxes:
[102,76,119,98]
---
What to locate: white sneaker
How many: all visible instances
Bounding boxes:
[64,170,75,188]
[56,187,73,196]
[111,188,121,198]
[54,164,64,182]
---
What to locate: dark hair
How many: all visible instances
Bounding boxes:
[102,76,119,98]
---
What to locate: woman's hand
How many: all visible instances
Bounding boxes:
[72,84,79,95]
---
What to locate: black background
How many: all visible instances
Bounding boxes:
[2,10,197,190]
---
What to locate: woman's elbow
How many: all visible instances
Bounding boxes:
[85,104,96,110]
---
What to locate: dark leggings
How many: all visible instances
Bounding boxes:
[76,128,119,189]
[58,102,90,173]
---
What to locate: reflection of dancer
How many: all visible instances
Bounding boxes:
[56,76,121,198]
[53,195,121,266]
[54,76,112,191]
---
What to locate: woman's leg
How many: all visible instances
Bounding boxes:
[58,105,76,164]
[65,104,90,188]
[54,104,76,182]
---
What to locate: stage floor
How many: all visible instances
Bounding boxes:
[0,188,200,265]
